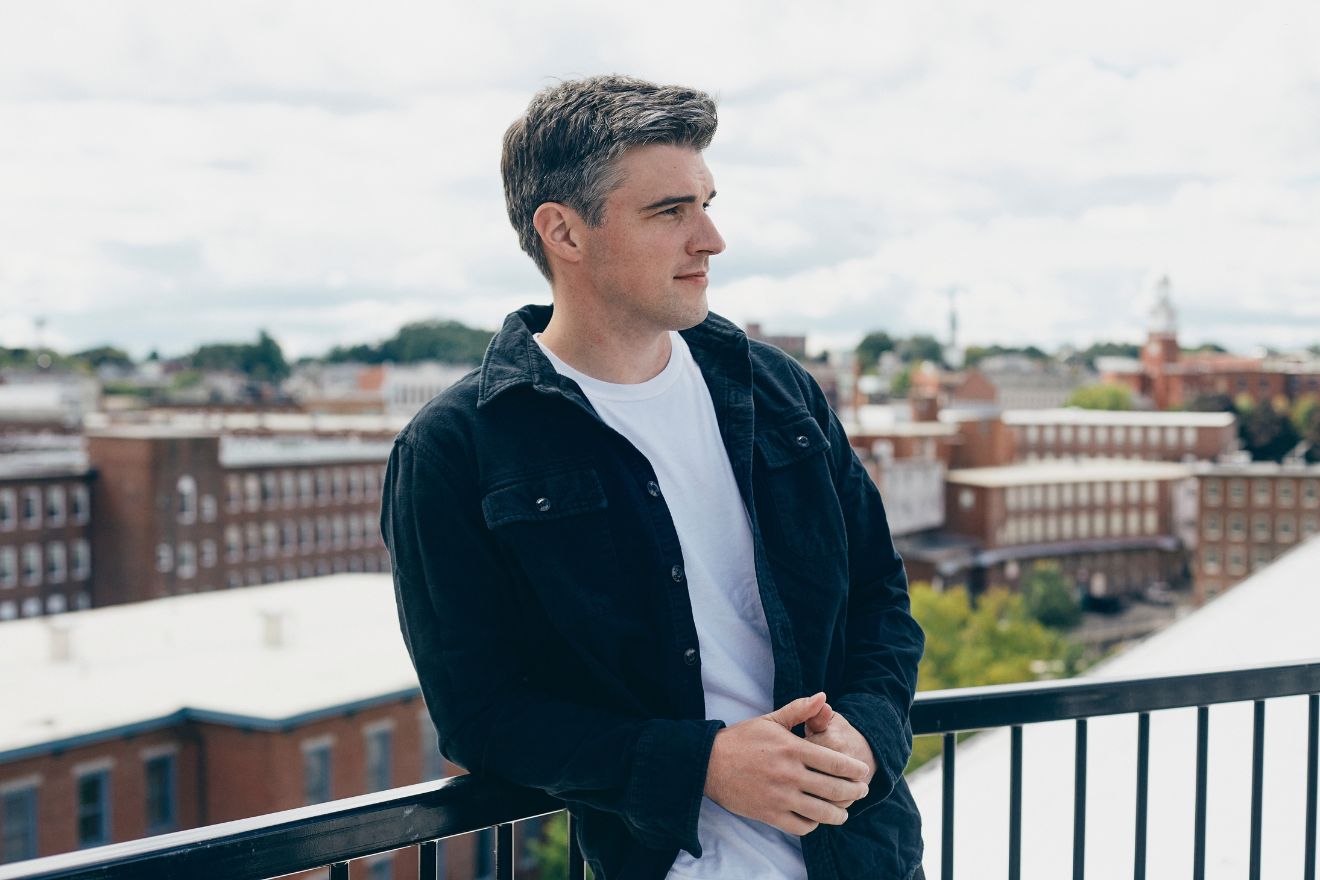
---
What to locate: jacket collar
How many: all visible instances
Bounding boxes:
[476,303,748,409]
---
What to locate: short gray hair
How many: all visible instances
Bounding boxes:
[501,75,718,280]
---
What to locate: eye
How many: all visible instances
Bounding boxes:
[658,206,681,217]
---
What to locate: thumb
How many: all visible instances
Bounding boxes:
[805,702,834,735]
[767,692,827,729]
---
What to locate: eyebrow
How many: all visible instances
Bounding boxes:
[640,190,717,212]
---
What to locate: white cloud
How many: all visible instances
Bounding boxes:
[1,0,1317,357]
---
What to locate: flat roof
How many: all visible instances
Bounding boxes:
[947,458,1194,487]
[908,535,1320,878]
[0,450,91,481]
[0,575,419,759]
[219,436,394,468]
[1001,408,1236,428]
[1192,460,1320,477]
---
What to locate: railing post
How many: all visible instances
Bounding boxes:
[569,812,586,880]
[419,840,440,880]
[1073,719,1087,880]
[495,823,514,880]
[942,733,956,880]
[1133,712,1149,880]
[1307,694,1318,880]
[1249,700,1265,880]
[1008,725,1022,880]
[1193,706,1209,880]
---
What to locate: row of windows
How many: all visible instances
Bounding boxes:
[1202,544,1278,577]
[1003,480,1160,512]
[1018,424,1200,449]
[1202,512,1319,543]
[0,485,90,532]
[155,514,382,577]
[0,592,91,621]
[997,508,1160,545]
[222,466,386,516]
[0,540,91,590]
[1203,477,1320,509]
[0,752,175,864]
[214,552,392,590]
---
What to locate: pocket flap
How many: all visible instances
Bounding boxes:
[482,467,608,528]
[755,415,830,469]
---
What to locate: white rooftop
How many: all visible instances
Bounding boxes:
[0,575,418,758]
[219,436,395,467]
[909,534,1320,878]
[947,458,1193,487]
[1001,408,1236,428]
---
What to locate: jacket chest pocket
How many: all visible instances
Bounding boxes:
[754,414,848,561]
[481,466,621,614]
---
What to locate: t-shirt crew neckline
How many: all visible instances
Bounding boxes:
[534,331,686,402]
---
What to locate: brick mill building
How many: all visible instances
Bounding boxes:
[1190,462,1320,602]
[0,575,534,878]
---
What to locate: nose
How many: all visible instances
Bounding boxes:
[690,209,726,256]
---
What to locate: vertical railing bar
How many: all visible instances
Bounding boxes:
[1249,700,1266,880]
[419,839,439,880]
[1073,718,1087,880]
[569,811,586,880]
[1009,725,1022,880]
[495,822,514,880]
[329,862,349,880]
[942,733,956,880]
[1306,694,1318,880]
[1193,705,1209,880]
[1133,712,1150,880]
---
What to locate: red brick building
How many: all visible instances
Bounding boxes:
[0,575,540,878]
[999,409,1238,464]
[1190,462,1320,602]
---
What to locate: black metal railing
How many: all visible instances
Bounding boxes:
[3,659,1317,880]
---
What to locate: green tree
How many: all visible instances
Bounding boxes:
[1021,562,1081,629]
[890,366,912,398]
[187,330,289,382]
[1291,397,1320,462]
[73,345,134,370]
[324,319,495,366]
[855,331,895,371]
[1065,383,1133,410]
[530,813,595,880]
[1069,341,1141,369]
[898,334,944,365]
[1238,398,1299,462]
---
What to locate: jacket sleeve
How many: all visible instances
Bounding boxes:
[381,434,721,856]
[815,395,926,817]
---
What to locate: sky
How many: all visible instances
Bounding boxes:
[2,0,1318,360]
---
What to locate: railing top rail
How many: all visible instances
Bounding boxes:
[910,657,1320,735]
[5,658,1318,880]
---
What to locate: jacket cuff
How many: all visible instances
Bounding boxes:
[622,718,724,855]
[831,692,911,818]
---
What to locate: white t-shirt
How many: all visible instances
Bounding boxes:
[536,332,807,880]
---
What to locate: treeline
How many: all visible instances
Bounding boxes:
[854,333,1152,371]
[323,320,494,366]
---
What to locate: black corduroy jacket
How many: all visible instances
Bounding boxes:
[381,305,925,879]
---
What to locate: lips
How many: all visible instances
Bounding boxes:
[675,271,707,281]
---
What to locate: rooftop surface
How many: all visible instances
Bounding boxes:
[0,574,417,759]
[909,534,1320,878]
[1001,408,1236,427]
[219,436,395,467]
[0,449,90,481]
[947,458,1194,487]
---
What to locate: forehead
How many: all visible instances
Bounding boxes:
[610,144,714,200]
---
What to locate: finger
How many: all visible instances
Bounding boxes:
[798,770,869,804]
[790,793,850,827]
[766,692,827,729]
[779,813,820,836]
[805,701,834,735]
[799,739,870,781]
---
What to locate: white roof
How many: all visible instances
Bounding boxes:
[947,458,1193,487]
[1002,408,1236,428]
[219,436,394,467]
[909,534,1320,878]
[0,575,419,758]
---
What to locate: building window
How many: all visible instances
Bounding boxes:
[365,725,394,793]
[244,474,260,512]
[1095,426,1109,445]
[1304,480,1319,508]
[0,488,15,531]
[45,486,66,527]
[200,493,217,523]
[281,471,296,508]
[1253,515,1271,543]
[1109,510,1123,536]
[176,476,197,524]
[226,475,242,512]
[1077,483,1090,505]
[1026,425,1039,445]
[21,544,41,587]
[1278,480,1295,507]
[419,714,444,782]
[282,520,297,555]
[1060,425,1073,444]
[200,539,217,569]
[1126,481,1140,504]
[303,740,333,805]
[1045,485,1059,509]
[958,489,975,511]
[2,783,38,863]
[299,519,314,553]
[1043,425,1056,445]
[245,523,260,561]
[155,543,173,573]
[1060,513,1074,540]
[0,601,15,620]
[1303,514,1319,538]
[1253,480,1271,507]
[47,543,67,585]
[366,856,393,880]
[0,547,15,590]
[1144,509,1158,535]
[1277,516,1296,543]
[1204,479,1222,507]
[298,471,314,505]
[1078,425,1091,444]
[332,516,347,550]
[21,488,40,529]
[1203,513,1222,541]
[76,769,111,848]
[1229,545,1246,576]
[1252,544,1271,571]
[348,468,363,501]
[316,471,330,504]
[1229,513,1246,542]
[1144,481,1157,504]
[20,598,40,617]
[1229,480,1247,506]
[1131,427,1143,447]
[1183,426,1197,448]
[1203,545,1221,575]
[177,542,196,579]
[261,473,278,508]
[332,469,346,501]
[144,754,177,833]
[225,526,242,563]
[1125,510,1139,535]
[1164,426,1177,448]
[1114,426,1126,446]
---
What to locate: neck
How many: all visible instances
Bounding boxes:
[539,303,673,384]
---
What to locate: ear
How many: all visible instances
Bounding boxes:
[533,202,584,269]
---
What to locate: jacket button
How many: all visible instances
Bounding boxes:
[536,497,552,512]
[795,435,810,448]
[646,481,661,497]
[671,564,684,582]
[683,647,698,666]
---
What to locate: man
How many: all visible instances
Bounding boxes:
[382,75,926,879]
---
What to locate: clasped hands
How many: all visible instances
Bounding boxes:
[703,692,876,837]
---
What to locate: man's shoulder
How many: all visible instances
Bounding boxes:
[394,366,483,468]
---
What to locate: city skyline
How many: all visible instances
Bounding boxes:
[2,1,1318,359]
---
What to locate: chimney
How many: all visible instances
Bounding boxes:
[46,621,72,663]
[260,609,287,649]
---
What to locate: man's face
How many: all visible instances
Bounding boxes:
[576,143,725,334]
